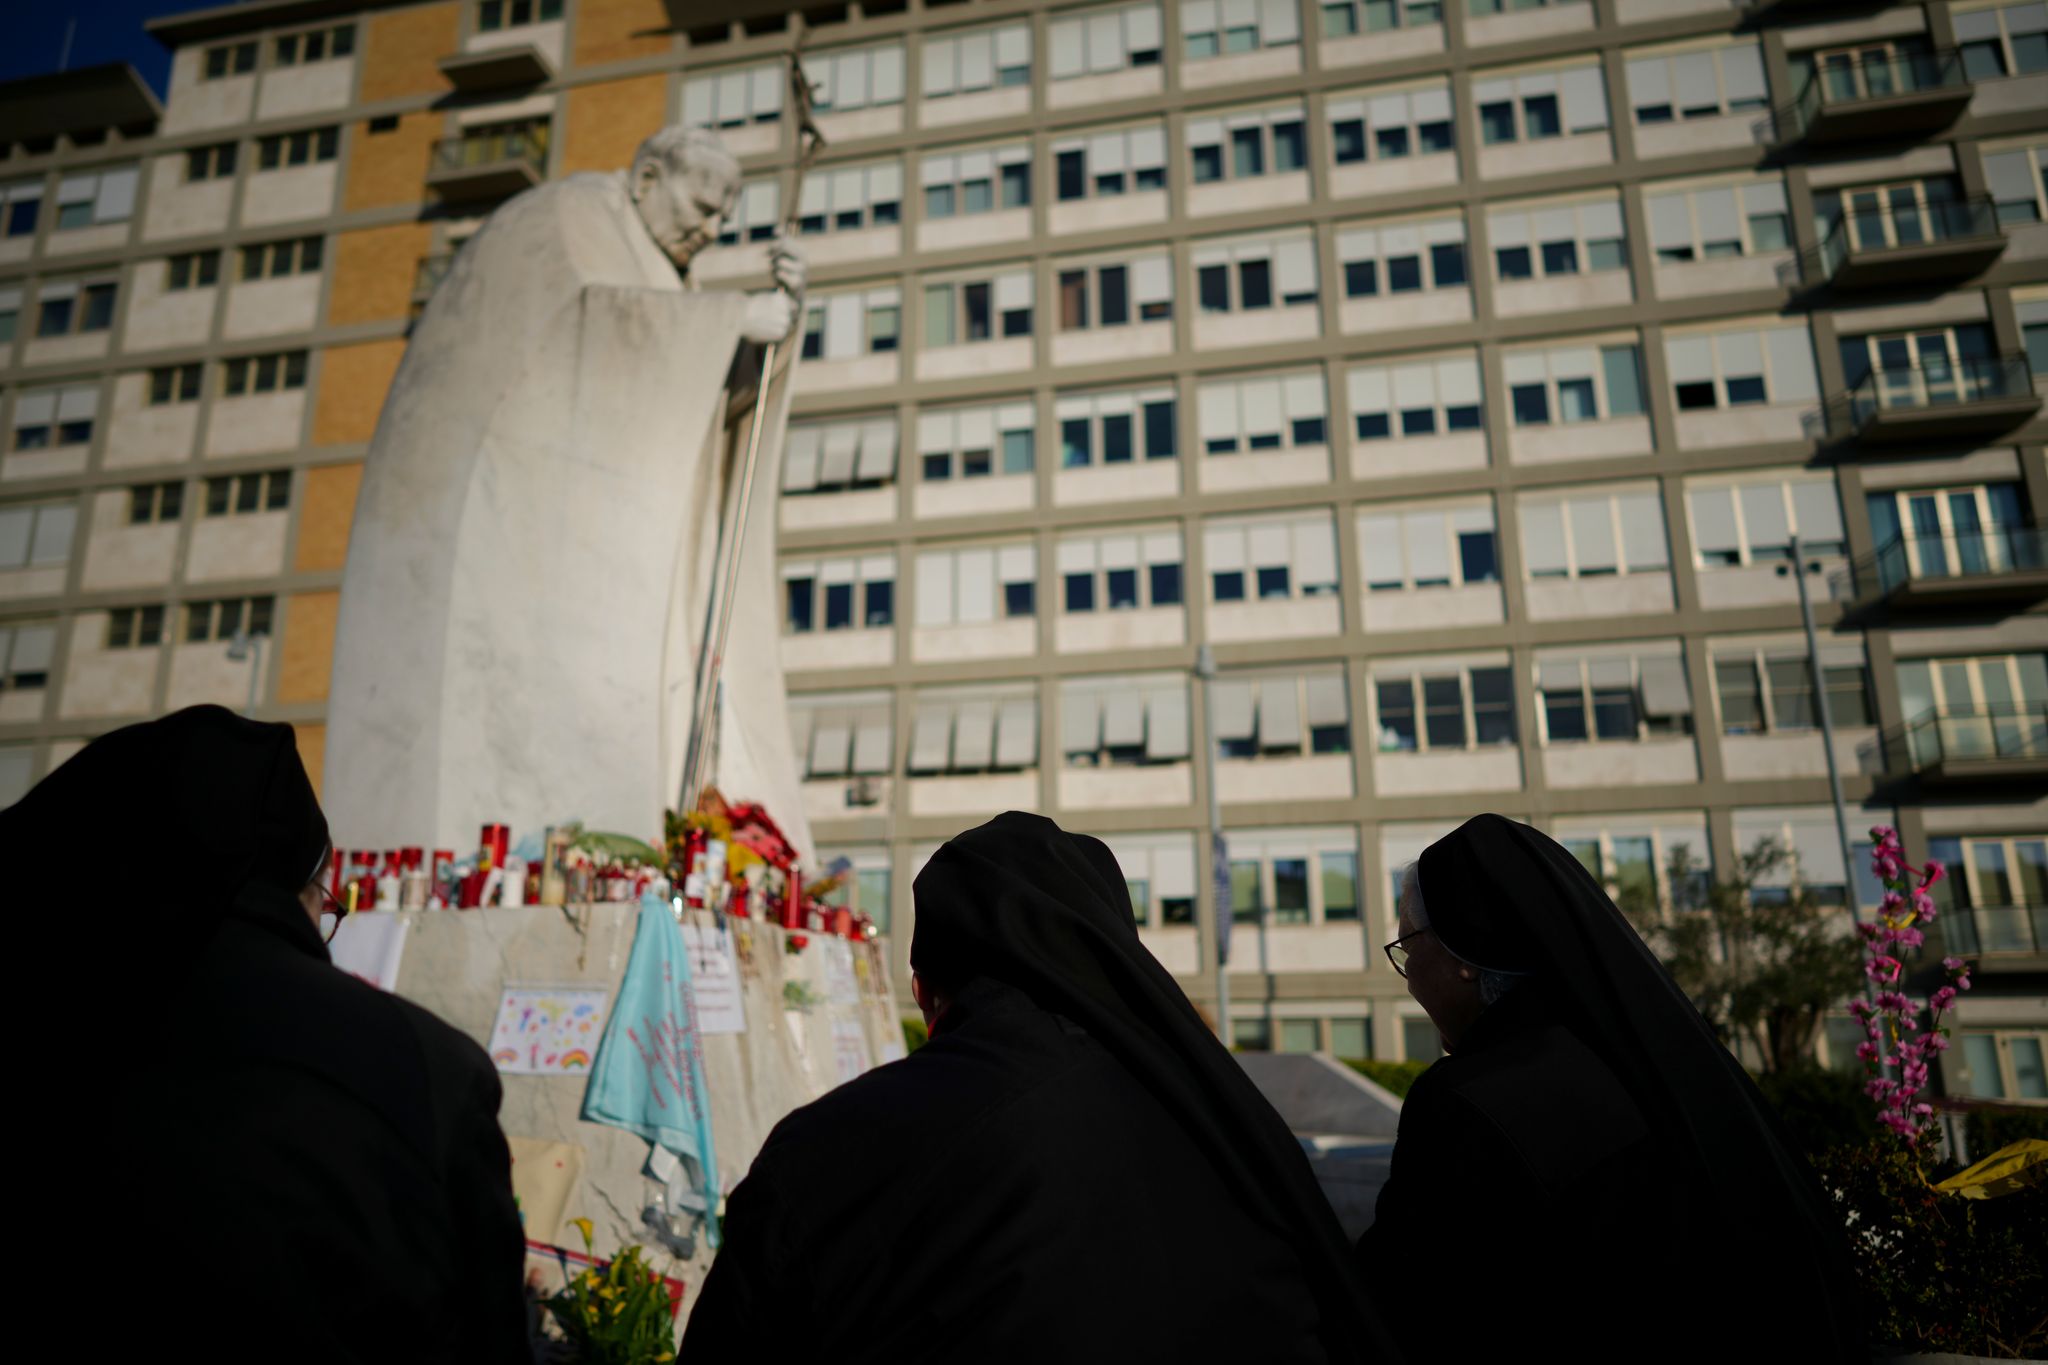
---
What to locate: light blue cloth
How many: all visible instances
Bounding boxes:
[582,893,721,1242]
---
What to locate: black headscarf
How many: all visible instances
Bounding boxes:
[1417,814,1863,1356]
[4,705,329,970]
[913,811,1402,1363]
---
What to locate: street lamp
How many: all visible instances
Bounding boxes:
[226,626,267,716]
[1193,645,1232,1044]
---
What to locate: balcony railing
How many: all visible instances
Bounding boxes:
[1841,527,2048,603]
[1881,703,2048,777]
[1808,194,2005,287]
[426,126,549,201]
[1943,904,2048,956]
[1834,353,2040,440]
[1781,48,1971,144]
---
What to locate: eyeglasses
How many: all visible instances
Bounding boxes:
[316,882,348,945]
[1383,927,1431,978]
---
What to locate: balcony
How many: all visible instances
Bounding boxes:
[1942,904,2048,960]
[425,127,548,204]
[1778,49,1972,146]
[412,252,454,305]
[1832,355,2040,444]
[1805,195,2006,291]
[1876,704,2048,788]
[1841,527,2048,609]
[438,44,554,93]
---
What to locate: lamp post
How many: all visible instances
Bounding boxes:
[226,626,266,716]
[1194,645,1231,1044]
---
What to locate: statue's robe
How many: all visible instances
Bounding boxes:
[324,172,810,862]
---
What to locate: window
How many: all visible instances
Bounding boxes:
[0,286,17,344]
[1196,372,1327,454]
[202,470,292,518]
[1222,828,1362,927]
[0,501,77,569]
[477,0,562,31]
[0,622,56,693]
[1666,324,1819,412]
[1815,176,1971,256]
[1193,233,1318,313]
[1866,482,2027,583]
[1625,41,1768,124]
[1518,488,1668,581]
[1489,198,1625,280]
[815,845,895,927]
[1934,834,2048,954]
[275,23,356,64]
[1732,808,1882,908]
[1373,662,1516,752]
[1322,0,1442,37]
[1360,502,1497,591]
[783,554,897,634]
[1956,1030,2048,1100]
[1554,820,1712,910]
[1982,144,2047,227]
[1048,2,1165,80]
[183,595,276,644]
[239,236,324,281]
[220,350,309,397]
[202,41,257,80]
[1346,353,1483,443]
[714,181,781,246]
[917,401,1036,480]
[1181,0,1301,61]
[1647,179,1792,262]
[1204,512,1340,605]
[1896,653,2048,750]
[1690,478,1845,567]
[1837,323,1996,398]
[2025,298,2048,379]
[1328,81,1455,165]
[255,128,340,171]
[1097,833,1197,927]
[795,160,902,234]
[185,142,238,182]
[166,250,221,291]
[51,166,139,230]
[798,287,901,362]
[33,280,118,338]
[783,415,899,494]
[127,481,184,526]
[790,694,895,780]
[11,384,98,450]
[105,604,166,649]
[924,22,1031,97]
[921,145,1031,219]
[803,43,909,113]
[1474,65,1608,145]
[1210,668,1352,759]
[1057,528,1185,613]
[1059,255,1173,329]
[1053,124,1169,202]
[1,180,40,239]
[1955,4,2048,82]
[683,64,785,130]
[1714,646,1872,735]
[907,686,1039,774]
[1503,342,1645,425]
[1186,105,1307,185]
[1062,674,1191,767]
[148,364,204,406]
[1056,386,1178,468]
[923,269,1033,348]
[914,544,1037,627]
[1537,649,1694,744]
[1336,216,1468,299]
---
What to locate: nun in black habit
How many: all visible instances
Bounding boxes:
[685,811,1404,1362]
[7,706,529,1363]
[1359,814,1863,1364]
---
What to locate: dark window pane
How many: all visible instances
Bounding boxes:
[1004,581,1035,616]
[1213,570,1246,602]
[824,582,854,630]
[1332,119,1366,163]
[1239,259,1272,309]
[1061,418,1091,468]
[1102,413,1134,463]
[1198,264,1231,312]
[864,579,893,626]
[1272,121,1306,171]
[1385,255,1422,292]
[1192,145,1223,183]
[1458,531,1497,583]
[1143,401,1176,458]
[1344,259,1378,296]
[1430,243,1467,287]
[1150,562,1183,605]
[785,577,814,631]
[1098,265,1129,326]
[1256,566,1291,599]
[1107,567,1139,609]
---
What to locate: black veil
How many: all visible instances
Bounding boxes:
[913,811,1402,1362]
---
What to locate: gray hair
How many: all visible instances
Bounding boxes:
[1399,862,1526,1007]
[633,125,740,187]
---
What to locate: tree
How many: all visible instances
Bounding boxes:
[1615,836,1868,1075]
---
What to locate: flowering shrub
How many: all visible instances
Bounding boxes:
[542,1220,680,1365]
[1848,825,1971,1145]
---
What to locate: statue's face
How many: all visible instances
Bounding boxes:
[633,154,740,268]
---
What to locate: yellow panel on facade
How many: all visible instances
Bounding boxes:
[294,723,327,798]
[562,74,668,175]
[358,2,462,103]
[295,463,364,574]
[343,110,441,214]
[328,222,434,327]
[573,0,672,67]
[279,591,341,705]
[312,339,407,447]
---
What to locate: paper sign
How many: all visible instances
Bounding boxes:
[489,987,609,1075]
[831,1017,870,1086]
[507,1136,585,1244]
[821,939,861,1007]
[327,911,409,992]
[680,922,747,1035]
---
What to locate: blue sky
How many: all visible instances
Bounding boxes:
[2,2,219,97]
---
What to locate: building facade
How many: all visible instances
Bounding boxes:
[1,0,2043,1094]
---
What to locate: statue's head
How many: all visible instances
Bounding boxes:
[628,126,742,269]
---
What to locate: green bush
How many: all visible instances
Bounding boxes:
[1752,1065,1882,1156]
[900,1015,928,1054]
[1342,1057,1431,1100]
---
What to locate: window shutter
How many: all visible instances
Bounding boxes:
[808,713,852,776]
[1259,677,1303,748]
[819,423,859,484]
[909,703,952,772]
[1305,671,1348,726]
[1626,57,1670,109]
[1103,689,1146,746]
[1347,366,1389,414]
[856,418,898,480]
[952,699,996,769]
[1520,501,1569,577]
[1791,481,1844,543]
[1147,686,1191,760]
[955,548,996,623]
[852,708,894,774]
[1063,688,1102,752]
[1638,656,1693,717]
[995,697,1038,767]
[1764,327,1819,402]
[1722,43,1766,106]
[1667,335,1715,384]
[1647,192,1694,250]
[1132,254,1172,304]
[1437,356,1482,406]
[1126,3,1163,53]
[1740,484,1790,550]
[824,293,862,357]
[1672,51,1719,112]
[95,166,139,221]
[915,552,955,626]
[1087,12,1127,72]
[1260,0,1300,43]
[1568,497,1618,574]
[1360,513,1403,585]
[1050,17,1086,77]
[1618,493,1668,570]
[1406,511,1450,583]
[1273,238,1317,295]
[1689,488,1739,558]
[1212,679,1256,740]
[1239,379,1283,439]
[1696,187,1740,244]
[1293,516,1337,587]
[783,426,821,491]
[1559,66,1609,132]
[1282,372,1324,419]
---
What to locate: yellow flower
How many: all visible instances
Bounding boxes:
[570,1217,594,1250]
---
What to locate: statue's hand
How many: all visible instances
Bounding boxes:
[741,236,807,345]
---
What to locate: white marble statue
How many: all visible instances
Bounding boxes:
[323,126,815,862]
